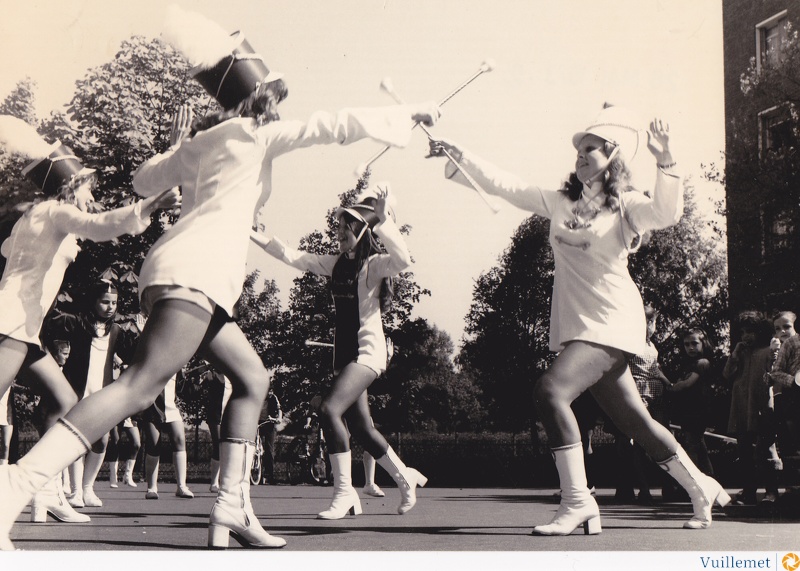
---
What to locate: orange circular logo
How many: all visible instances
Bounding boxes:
[783,553,800,571]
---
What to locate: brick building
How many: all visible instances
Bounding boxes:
[723,0,800,313]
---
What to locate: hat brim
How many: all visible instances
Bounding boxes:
[572,126,640,161]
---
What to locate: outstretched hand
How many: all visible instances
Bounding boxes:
[170,104,194,147]
[646,118,672,164]
[411,101,442,127]
[426,138,462,162]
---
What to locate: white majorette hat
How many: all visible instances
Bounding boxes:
[572,103,642,161]
[0,115,94,196]
[162,5,283,110]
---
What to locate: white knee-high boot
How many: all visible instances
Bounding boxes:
[1,419,92,550]
[145,453,160,499]
[68,457,85,507]
[82,450,105,507]
[108,460,119,488]
[375,446,427,515]
[532,443,601,536]
[658,446,731,529]
[318,451,362,519]
[362,452,384,497]
[209,458,220,493]
[123,459,137,487]
[208,439,285,549]
[173,451,193,498]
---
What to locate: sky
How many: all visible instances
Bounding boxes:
[0,0,726,348]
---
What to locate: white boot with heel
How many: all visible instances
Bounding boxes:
[207,439,285,549]
[658,446,731,529]
[375,446,427,515]
[318,451,362,519]
[532,443,601,536]
[1,419,91,550]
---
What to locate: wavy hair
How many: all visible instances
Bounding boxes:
[560,141,635,212]
[334,213,394,314]
[190,79,289,135]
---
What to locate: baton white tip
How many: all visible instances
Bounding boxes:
[480,59,496,72]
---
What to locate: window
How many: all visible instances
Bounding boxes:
[756,11,789,71]
[759,104,793,158]
[761,204,795,258]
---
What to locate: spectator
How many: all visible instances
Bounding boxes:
[258,384,282,485]
[723,311,775,505]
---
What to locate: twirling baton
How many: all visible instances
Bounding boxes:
[377,76,501,213]
[355,60,495,176]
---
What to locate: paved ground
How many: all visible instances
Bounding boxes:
[6,483,799,553]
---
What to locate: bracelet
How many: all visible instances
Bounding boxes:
[657,161,676,169]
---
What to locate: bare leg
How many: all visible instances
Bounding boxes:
[0,337,27,397]
[198,313,284,548]
[165,420,193,497]
[16,349,78,432]
[533,341,622,448]
[200,316,272,441]
[62,300,212,445]
[343,391,388,459]
[588,364,677,462]
[318,363,377,454]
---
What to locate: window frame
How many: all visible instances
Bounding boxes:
[758,103,793,159]
[755,10,789,72]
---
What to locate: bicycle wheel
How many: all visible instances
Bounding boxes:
[309,456,327,485]
[250,448,263,485]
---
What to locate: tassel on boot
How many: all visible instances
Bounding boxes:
[532,443,601,536]
[376,446,427,515]
[318,451,362,519]
[658,446,731,529]
[208,439,285,549]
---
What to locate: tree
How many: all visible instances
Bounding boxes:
[0,78,41,241]
[458,215,554,432]
[382,318,484,433]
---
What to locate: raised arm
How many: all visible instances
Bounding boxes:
[624,118,683,232]
[366,186,412,277]
[427,138,559,218]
